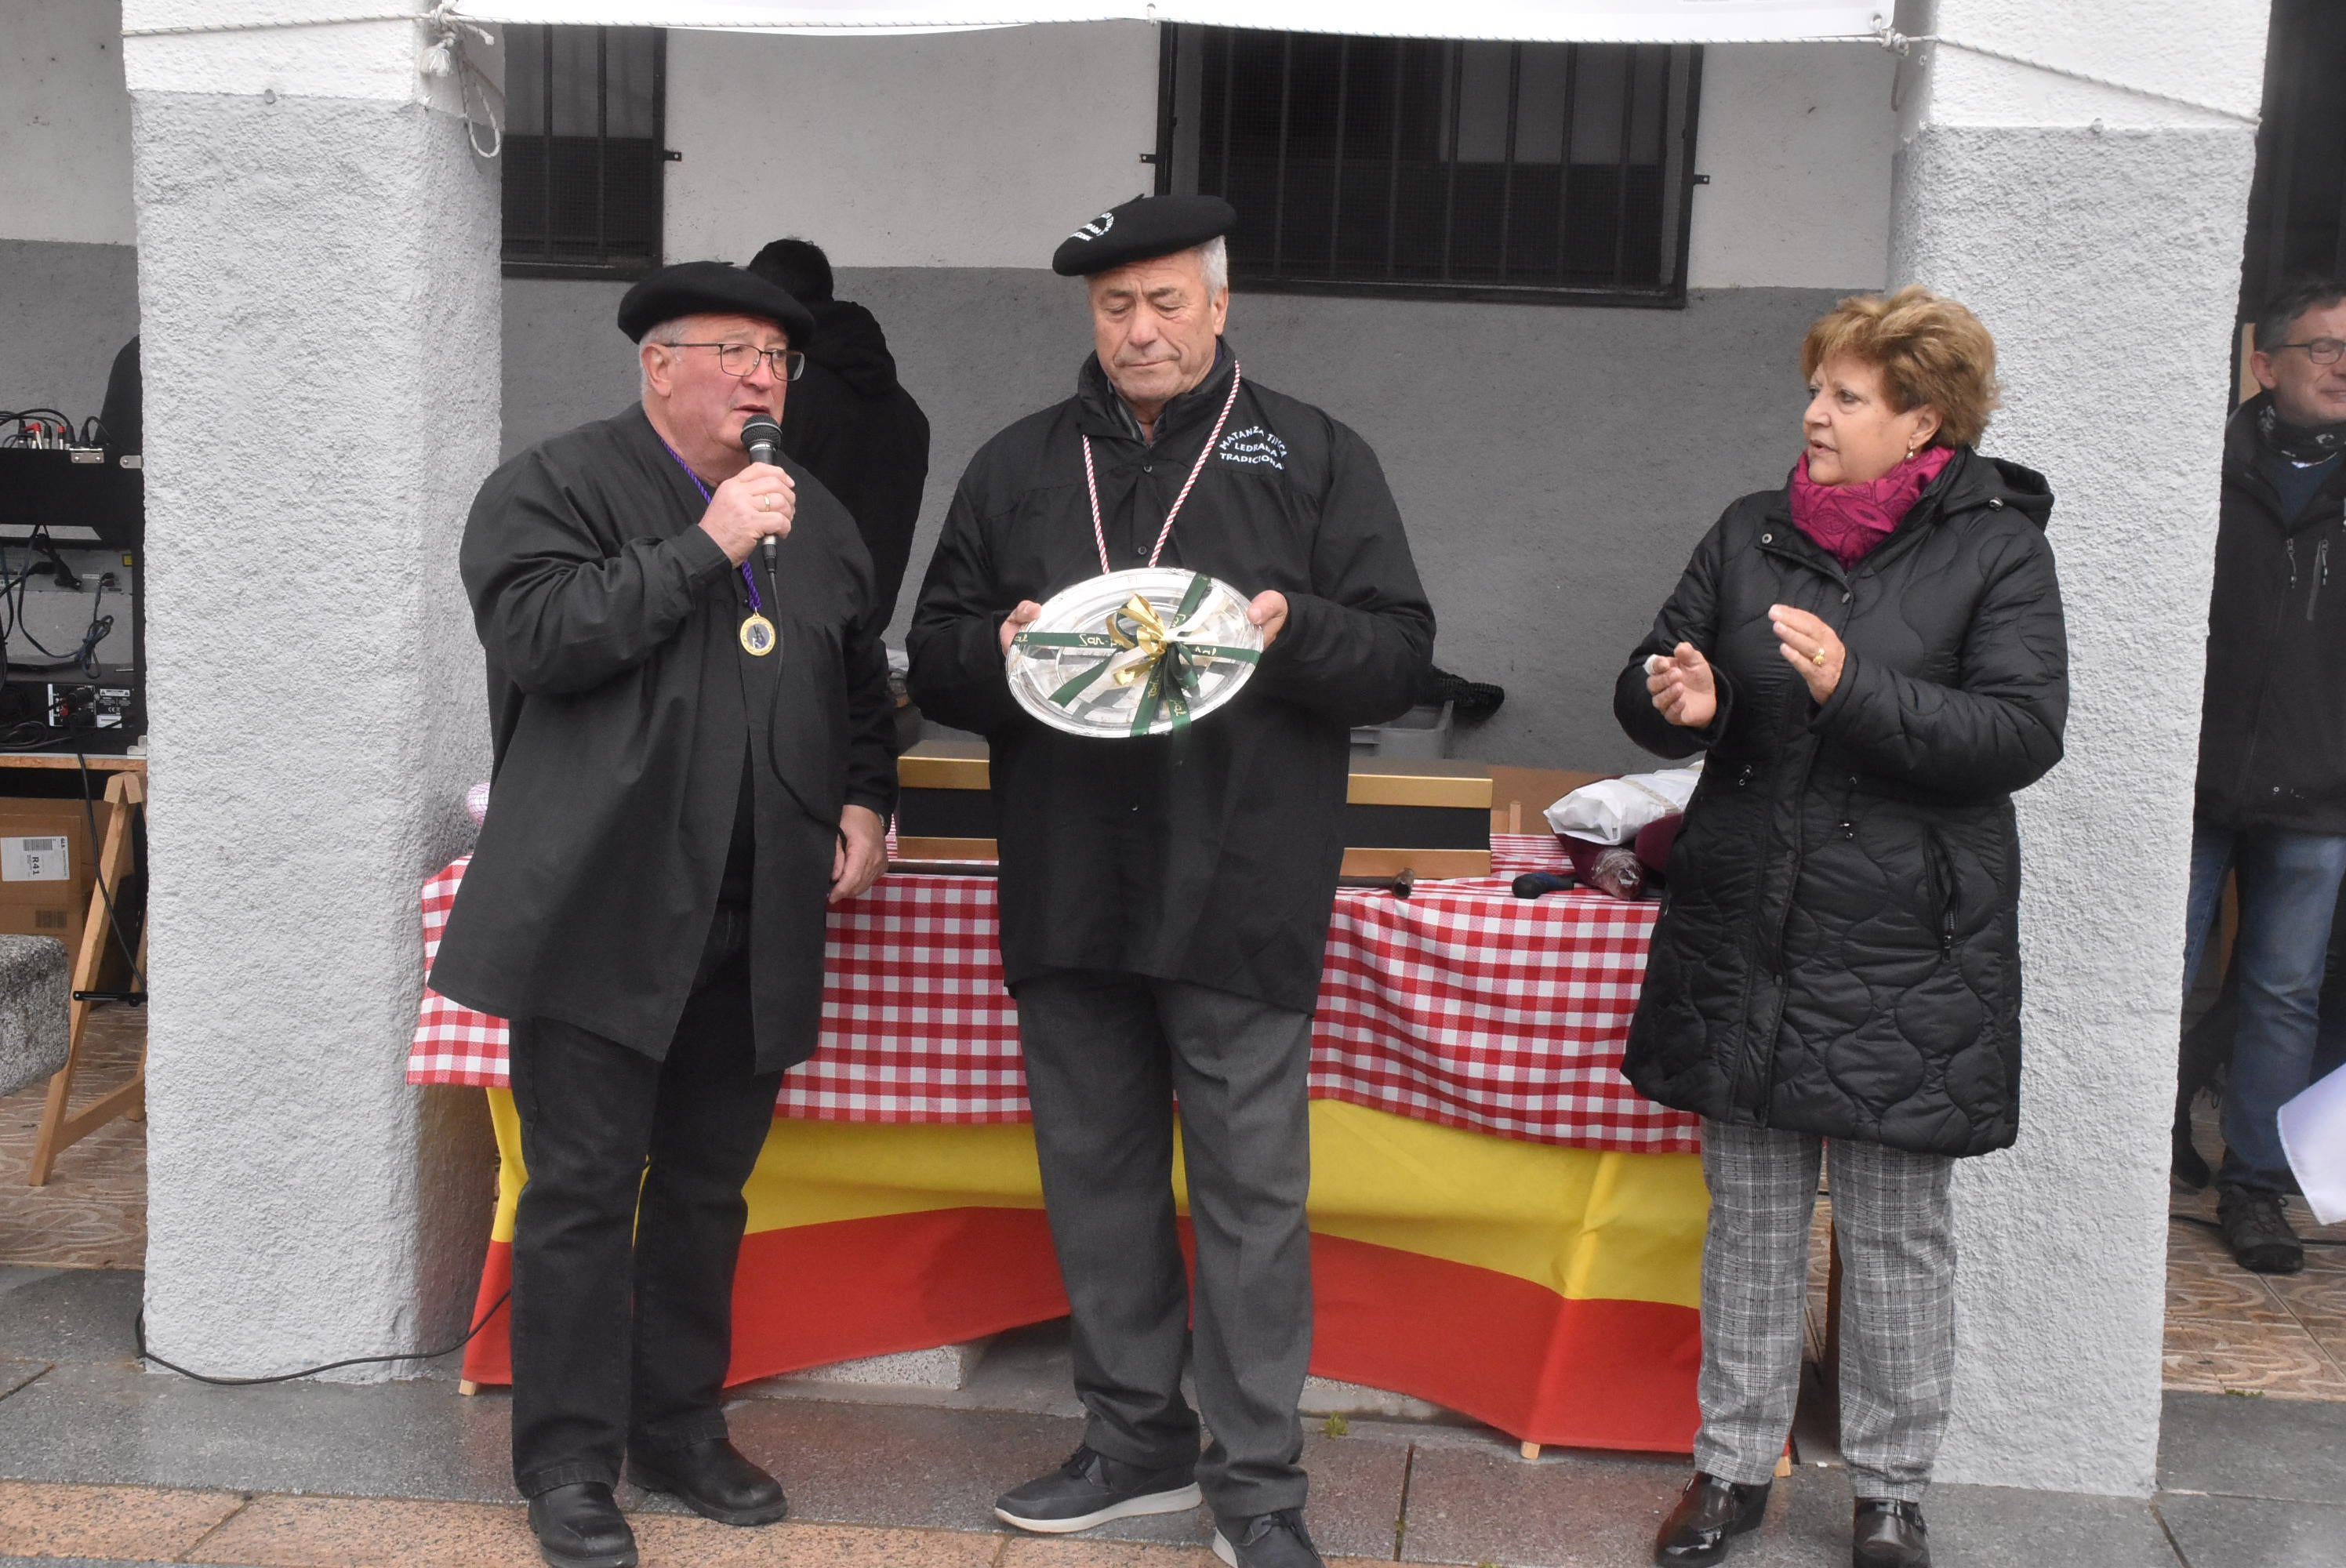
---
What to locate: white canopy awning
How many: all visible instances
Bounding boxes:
[451,1,1890,45]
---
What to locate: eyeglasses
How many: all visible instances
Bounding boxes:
[2271,338,2346,365]
[663,341,808,381]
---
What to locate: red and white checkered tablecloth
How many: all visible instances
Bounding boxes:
[408,833,1697,1153]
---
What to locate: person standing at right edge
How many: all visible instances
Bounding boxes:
[907,194,1433,1568]
[1618,288,2068,1568]
[2181,278,2346,1276]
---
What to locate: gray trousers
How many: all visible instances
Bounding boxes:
[1015,971,1313,1520]
[1694,1119,1956,1503]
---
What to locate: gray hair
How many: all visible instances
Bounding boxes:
[1085,239,1229,296]
[1194,236,1229,296]
[2258,277,2346,355]
[637,315,702,395]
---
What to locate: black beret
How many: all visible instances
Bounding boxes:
[1051,194,1238,278]
[616,260,816,347]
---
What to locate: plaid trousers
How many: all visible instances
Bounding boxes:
[1692,1118,1957,1503]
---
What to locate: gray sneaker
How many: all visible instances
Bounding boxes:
[2218,1188,2305,1275]
[1213,1508,1324,1567]
[993,1444,1201,1534]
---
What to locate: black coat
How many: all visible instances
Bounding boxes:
[2193,393,2346,833]
[1613,448,2068,1157]
[431,405,897,1072]
[781,299,932,622]
[906,349,1433,1013]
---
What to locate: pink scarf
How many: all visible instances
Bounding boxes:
[1788,446,1953,568]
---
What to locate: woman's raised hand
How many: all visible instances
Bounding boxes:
[1769,604,1847,703]
[1647,642,1718,730]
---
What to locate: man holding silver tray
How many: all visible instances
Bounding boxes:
[908,194,1433,1568]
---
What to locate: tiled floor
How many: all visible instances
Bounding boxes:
[0,1005,144,1269]
[0,1479,1355,1567]
[2163,1094,2346,1400]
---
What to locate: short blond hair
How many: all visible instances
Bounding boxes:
[1800,285,2001,448]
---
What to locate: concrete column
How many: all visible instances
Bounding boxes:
[1887,0,2267,1495]
[125,3,499,1375]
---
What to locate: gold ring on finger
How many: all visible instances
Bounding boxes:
[1812,650,1827,667]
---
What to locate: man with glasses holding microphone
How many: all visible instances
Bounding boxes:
[434,260,895,1568]
[2183,277,2346,1277]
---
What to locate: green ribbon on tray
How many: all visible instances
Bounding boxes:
[1011,572,1261,735]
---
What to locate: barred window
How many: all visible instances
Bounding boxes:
[502,26,666,278]
[1164,27,1702,306]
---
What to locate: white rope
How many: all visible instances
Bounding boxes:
[122,9,423,36]
[418,2,505,158]
[1872,16,2260,126]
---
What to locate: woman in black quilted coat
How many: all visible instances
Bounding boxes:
[1618,289,2068,1568]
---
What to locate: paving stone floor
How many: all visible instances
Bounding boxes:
[0,1267,2341,1566]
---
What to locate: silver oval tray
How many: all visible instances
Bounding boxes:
[1006,568,1263,739]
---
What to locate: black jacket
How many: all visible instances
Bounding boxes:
[431,405,897,1072]
[781,299,932,622]
[2193,392,2346,833]
[907,349,1433,1013]
[1613,448,2068,1157]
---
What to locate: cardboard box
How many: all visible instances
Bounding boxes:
[0,800,96,951]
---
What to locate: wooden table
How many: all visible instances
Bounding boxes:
[0,751,148,1185]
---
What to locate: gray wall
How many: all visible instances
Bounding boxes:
[0,239,140,422]
[507,273,1842,775]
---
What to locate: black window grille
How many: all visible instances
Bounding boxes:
[2241,0,2346,321]
[1163,27,1702,307]
[502,25,666,278]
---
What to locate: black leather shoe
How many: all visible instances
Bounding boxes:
[628,1438,790,1526]
[1212,1508,1324,1567]
[1654,1473,1770,1565]
[993,1444,1202,1533]
[1853,1498,1930,1566]
[526,1483,637,1568]
[2218,1187,2305,1274]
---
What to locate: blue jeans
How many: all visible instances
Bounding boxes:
[2183,825,2346,1193]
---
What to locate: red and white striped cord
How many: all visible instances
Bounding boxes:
[1084,362,1245,574]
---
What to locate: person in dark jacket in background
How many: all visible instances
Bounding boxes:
[1619,288,2068,1568]
[909,194,1432,1568]
[2179,277,2346,1276]
[746,238,931,619]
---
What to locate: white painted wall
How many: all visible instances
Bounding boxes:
[2,0,136,245]
[125,3,501,1374]
[663,23,1162,269]
[1892,0,2266,1497]
[1687,42,1896,290]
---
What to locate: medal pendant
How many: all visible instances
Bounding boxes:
[739,612,779,657]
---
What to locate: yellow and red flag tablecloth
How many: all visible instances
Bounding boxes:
[409,835,1706,1453]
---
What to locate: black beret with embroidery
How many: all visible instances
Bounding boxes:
[1051,194,1238,278]
[616,260,817,346]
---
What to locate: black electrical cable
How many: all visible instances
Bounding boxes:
[5,528,75,662]
[134,1291,511,1387]
[71,579,114,679]
[2171,1211,2346,1246]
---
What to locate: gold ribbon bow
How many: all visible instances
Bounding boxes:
[1105,595,1178,687]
